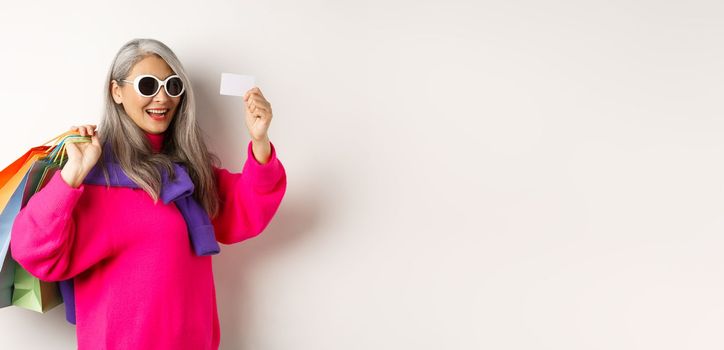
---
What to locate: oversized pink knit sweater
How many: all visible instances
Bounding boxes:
[10,132,287,349]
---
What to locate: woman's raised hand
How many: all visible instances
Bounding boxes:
[60,125,102,188]
[243,87,273,142]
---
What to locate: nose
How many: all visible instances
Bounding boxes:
[153,86,170,102]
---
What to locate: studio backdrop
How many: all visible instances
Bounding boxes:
[1,0,723,349]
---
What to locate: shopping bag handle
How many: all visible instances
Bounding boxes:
[41,131,93,165]
[41,130,79,146]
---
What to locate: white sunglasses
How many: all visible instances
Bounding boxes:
[121,74,185,98]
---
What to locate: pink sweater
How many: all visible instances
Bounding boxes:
[10,133,287,349]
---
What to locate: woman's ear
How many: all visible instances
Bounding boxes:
[111,80,124,104]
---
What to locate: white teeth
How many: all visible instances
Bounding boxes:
[146,109,168,114]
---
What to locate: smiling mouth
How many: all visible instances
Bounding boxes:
[145,109,169,120]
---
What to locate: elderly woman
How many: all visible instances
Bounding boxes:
[10,38,286,349]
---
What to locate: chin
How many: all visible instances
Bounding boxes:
[150,126,169,134]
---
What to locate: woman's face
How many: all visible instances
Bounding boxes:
[111,55,182,134]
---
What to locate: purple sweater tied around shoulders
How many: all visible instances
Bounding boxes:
[58,143,220,324]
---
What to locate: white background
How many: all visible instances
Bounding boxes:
[1,0,723,349]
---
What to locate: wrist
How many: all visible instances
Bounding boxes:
[250,137,272,165]
[251,135,270,144]
[60,166,87,188]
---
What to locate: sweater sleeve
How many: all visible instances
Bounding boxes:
[10,171,115,282]
[211,140,287,245]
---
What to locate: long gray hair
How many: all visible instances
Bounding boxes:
[97,38,220,218]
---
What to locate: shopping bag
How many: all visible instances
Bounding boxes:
[0,252,13,308]
[0,131,88,312]
[10,260,62,313]
[0,156,41,308]
[10,165,62,313]
[10,132,90,314]
[0,171,31,308]
[0,151,47,269]
[0,130,76,270]
[0,147,51,213]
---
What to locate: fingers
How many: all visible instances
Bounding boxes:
[243,87,272,117]
[69,124,97,137]
[249,103,271,114]
[244,87,265,101]
[245,95,271,114]
[243,87,255,101]
[91,133,101,146]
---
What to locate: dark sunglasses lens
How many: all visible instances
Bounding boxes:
[138,77,159,96]
[166,77,184,96]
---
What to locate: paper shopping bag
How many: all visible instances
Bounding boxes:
[9,132,90,313]
[10,260,62,313]
[0,131,87,311]
[0,171,31,308]
[0,131,76,270]
[0,253,14,308]
[0,147,50,213]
